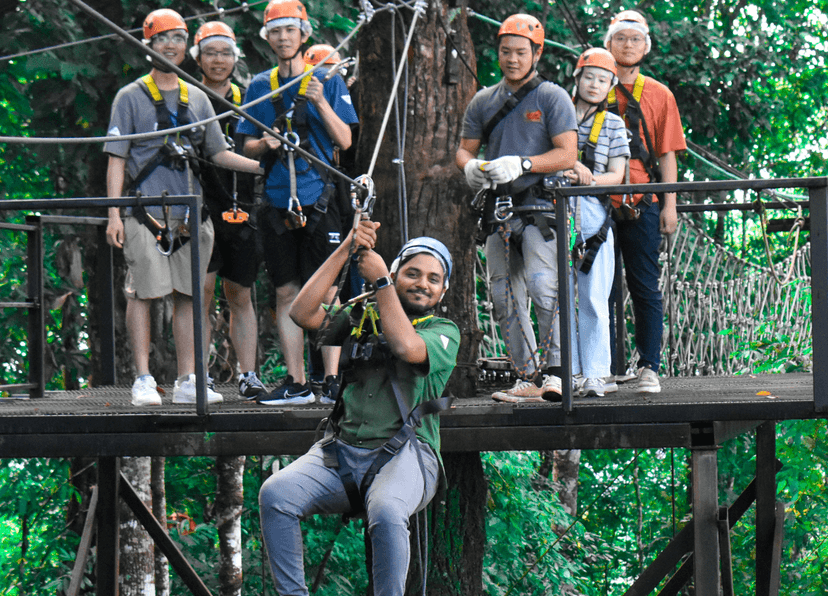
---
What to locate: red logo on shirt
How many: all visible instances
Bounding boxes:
[525,110,542,122]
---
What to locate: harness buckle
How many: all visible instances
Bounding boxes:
[222,206,250,224]
[494,195,513,222]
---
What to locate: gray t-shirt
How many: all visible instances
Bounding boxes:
[461,77,577,194]
[104,77,228,218]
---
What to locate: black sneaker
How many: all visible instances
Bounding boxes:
[239,371,267,399]
[319,375,340,405]
[257,376,315,406]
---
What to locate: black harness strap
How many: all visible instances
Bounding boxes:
[609,83,661,184]
[481,75,543,145]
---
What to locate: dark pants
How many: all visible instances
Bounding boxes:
[610,201,663,372]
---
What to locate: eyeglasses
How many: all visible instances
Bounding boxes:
[612,33,645,46]
[154,32,188,45]
[202,51,234,59]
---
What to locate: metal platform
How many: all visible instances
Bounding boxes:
[0,373,817,458]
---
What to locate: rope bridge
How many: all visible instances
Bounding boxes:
[477,215,813,377]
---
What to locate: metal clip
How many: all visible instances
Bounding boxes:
[350,174,376,218]
[471,187,489,213]
[494,195,514,222]
[285,196,306,229]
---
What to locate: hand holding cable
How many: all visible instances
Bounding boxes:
[463,159,491,190]
[481,155,523,184]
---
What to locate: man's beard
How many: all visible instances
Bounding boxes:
[399,290,435,316]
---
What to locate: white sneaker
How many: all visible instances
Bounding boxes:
[173,374,223,404]
[541,374,562,402]
[132,374,161,406]
[581,377,605,397]
[636,367,661,394]
[492,378,543,403]
[602,377,619,393]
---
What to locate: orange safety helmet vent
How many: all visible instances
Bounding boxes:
[573,47,618,85]
[498,14,545,47]
[304,44,341,66]
[143,8,188,41]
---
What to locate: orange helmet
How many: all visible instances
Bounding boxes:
[498,14,544,47]
[604,10,652,53]
[574,48,618,85]
[190,21,240,60]
[304,44,341,66]
[143,8,187,41]
[260,0,311,39]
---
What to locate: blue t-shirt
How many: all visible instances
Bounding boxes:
[237,69,358,208]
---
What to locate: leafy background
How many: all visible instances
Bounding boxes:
[1,0,828,594]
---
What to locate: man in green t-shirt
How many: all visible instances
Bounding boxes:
[259,220,460,596]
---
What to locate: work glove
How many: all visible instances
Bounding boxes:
[464,159,491,190]
[482,155,523,184]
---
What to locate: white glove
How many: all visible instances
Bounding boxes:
[482,155,524,184]
[464,159,490,190]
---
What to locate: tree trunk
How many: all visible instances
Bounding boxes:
[357,4,486,595]
[216,455,246,596]
[553,449,582,516]
[119,456,155,596]
[151,456,170,596]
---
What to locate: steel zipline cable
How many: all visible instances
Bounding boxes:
[0,0,270,64]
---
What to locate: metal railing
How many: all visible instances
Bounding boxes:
[0,195,215,415]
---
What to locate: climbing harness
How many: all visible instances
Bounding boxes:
[220,83,253,225]
[608,73,659,219]
[129,74,203,256]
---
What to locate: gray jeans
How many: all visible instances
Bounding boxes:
[259,437,439,596]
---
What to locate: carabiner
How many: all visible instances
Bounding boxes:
[286,195,306,229]
[494,195,514,222]
[350,174,376,217]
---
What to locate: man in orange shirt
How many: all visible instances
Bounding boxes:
[604,10,686,393]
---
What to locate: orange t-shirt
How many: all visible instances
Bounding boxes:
[611,75,686,206]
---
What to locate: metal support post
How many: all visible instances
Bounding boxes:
[96,458,120,596]
[691,445,720,595]
[187,197,208,416]
[25,215,45,398]
[612,249,626,376]
[718,506,734,596]
[96,225,116,385]
[756,421,777,596]
[556,193,573,412]
[809,180,828,412]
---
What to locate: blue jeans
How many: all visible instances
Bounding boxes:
[610,201,663,372]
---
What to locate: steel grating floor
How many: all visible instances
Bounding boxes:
[0,373,820,457]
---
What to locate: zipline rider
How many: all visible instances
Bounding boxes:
[261,219,459,596]
[191,21,268,400]
[238,0,358,406]
[104,8,263,407]
[455,13,577,403]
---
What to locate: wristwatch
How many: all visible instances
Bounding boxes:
[374,276,393,291]
[521,157,533,174]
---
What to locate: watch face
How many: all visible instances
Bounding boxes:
[522,159,532,172]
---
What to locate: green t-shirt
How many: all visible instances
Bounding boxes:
[326,305,460,465]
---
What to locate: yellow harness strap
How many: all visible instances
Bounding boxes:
[230,82,241,106]
[588,110,606,146]
[140,74,189,107]
[270,64,313,133]
[607,73,645,115]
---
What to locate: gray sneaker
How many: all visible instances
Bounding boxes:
[239,371,267,399]
[581,377,605,397]
[602,377,619,393]
[636,367,661,394]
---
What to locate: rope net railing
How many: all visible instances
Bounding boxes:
[476,214,813,377]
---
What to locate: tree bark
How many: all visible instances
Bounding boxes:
[119,456,155,596]
[216,455,246,596]
[553,449,582,516]
[151,456,170,596]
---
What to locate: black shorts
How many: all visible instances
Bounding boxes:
[260,200,343,287]
[207,215,260,288]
